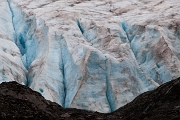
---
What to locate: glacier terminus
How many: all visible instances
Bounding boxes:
[0,0,180,113]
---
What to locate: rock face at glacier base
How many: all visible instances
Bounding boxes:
[0,0,180,113]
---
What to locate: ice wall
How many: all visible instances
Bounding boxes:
[0,0,26,84]
[0,0,180,113]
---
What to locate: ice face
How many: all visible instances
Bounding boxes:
[1,0,180,113]
[0,0,26,84]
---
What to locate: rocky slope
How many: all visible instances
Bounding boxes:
[110,77,180,120]
[0,81,103,120]
[0,0,180,112]
[0,78,180,119]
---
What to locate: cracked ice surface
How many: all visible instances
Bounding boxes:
[0,0,27,84]
[1,0,180,113]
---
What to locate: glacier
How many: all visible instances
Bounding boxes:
[0,0,180,113]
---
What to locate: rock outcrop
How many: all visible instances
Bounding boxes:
[0,78,180,119]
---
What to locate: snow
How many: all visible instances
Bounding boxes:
[0,0,180,113]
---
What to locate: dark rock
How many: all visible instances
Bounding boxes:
[111,78,180,120]
[0,78,180,119]
[0,81,104,120]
